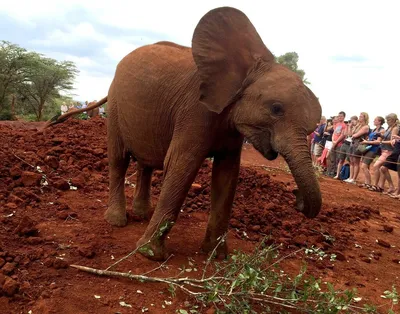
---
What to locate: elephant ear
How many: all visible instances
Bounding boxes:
[192,7,275,114]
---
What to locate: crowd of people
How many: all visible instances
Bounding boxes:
[310,111,400,199]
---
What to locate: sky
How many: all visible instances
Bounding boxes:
[1,0,399,126]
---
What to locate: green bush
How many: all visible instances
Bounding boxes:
[0,110,14,121]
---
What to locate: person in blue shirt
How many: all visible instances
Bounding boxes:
[312,116,326,166]
[359,116,385,188]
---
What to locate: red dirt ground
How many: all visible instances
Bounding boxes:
[0,117,399,313]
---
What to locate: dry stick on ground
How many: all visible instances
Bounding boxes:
[12,151,36,169]
[70,264,224,286]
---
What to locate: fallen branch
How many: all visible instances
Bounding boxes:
[69,238,397,313]
[70,264,224,286]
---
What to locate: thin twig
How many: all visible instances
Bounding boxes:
[12,151,35,168]
[264,248,305,271]
[202,233,227,280]
[126,171,137,180]
[247,296,298,310]
[105,239,151,271]
[141,254,173,276]
[106,212,169,271]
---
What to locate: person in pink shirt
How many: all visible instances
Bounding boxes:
[331,111,347,179]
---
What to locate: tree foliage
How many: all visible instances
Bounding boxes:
[275,52,310,85]
[0,41,78,121]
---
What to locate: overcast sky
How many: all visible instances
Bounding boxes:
[1,0,399,126]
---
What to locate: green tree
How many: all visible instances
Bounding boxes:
[0,41,40,113]
[0,41,78,121]
[17,57,78,121]
[275,52,310,85]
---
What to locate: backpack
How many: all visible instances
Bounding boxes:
[339,164,350,180]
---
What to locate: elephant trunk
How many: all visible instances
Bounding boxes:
[281,144,322,218]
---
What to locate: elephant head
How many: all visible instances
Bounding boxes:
[192,7,322,218]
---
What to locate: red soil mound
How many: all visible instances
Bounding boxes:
[0,118,399,313]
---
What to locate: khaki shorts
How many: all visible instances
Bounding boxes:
[337,142,351,161]
[313,142,324,156]
[362,150,378,166]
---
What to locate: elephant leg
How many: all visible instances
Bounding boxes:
[132,163,153,220]
[136,146,207,261]
[201,149,241,258]
[104,122,130,227]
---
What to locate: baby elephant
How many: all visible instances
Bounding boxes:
[47,6,322,261]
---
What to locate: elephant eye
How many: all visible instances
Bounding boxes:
[270,102,285,117]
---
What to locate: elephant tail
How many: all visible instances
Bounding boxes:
[43,96,108,129]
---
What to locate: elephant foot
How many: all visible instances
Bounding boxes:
[201,237,228,259]
[136,237,168,261]
[132,202,152,221]
[104,207,127,227]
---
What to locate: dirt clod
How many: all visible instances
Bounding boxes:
[376,239,391,248]
[1,262,16,275]
[333,252,346,262]
[14,216,39,237]
[78,246,96,259]
[2,276,19,296]
[383,225,394,233]
[52,258,69,269]
[53,179,70,191]
[21,171,42,187]
[361,257,372,264]
[45,156,60,169]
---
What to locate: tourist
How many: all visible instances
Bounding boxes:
[331,111,347,179]
[344,112,370,184]
[369,113,399,192]
[359,116,385,189]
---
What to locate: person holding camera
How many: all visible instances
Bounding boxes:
[344,113,370,184]
[368,113,399,192]
[359,116,385,188]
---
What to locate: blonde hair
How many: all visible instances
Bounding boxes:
[360,112,369,125]
[350,115,358,122]
[385,113,398,126]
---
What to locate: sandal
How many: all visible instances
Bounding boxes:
[358,183,372,189]
[369,185,384,193]
[383,189,396,195]
[389,194,400,199]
